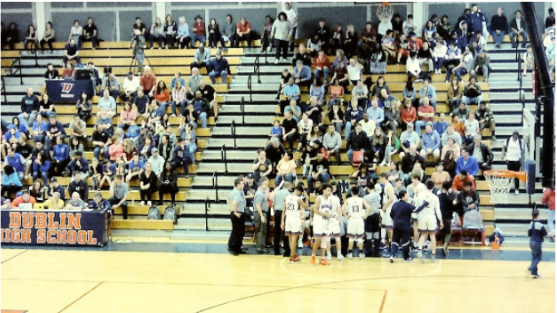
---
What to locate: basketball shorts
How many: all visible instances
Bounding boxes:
[381,204,393,228]
[411,212,418,222]
[347,217,365,238]
[313,217,330,238]
[365,213,381,233]
[327,219,341,237]
[285,216,303,235]
[418,214,438,233]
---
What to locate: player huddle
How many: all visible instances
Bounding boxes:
[280,172,445,265]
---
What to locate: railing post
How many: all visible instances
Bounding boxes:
[205,197,210,231]
[222,144,228,174]
[215,172,219,202]
[34,50,38,67]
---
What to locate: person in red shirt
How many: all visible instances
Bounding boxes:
[542,185,555,236]
[360,22,377,45]
[451,170,475,192]
[415,97,434,134]
[192,15,206,46]
[140,66,157,98]
[10,191,37,209]
[400,99,417,129]
[236,17,252,48]
[154,81,170,104]
[312,50,330,84]
[408,32,422,53]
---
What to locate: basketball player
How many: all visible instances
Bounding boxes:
[416,180,443,262]
[378,172,395,253]
[311,184,335,266]
[364,181,382,257]
[408,173,426,249]
[281,185,309,264]
[343,186,372,259]
[324,187,344,261]
[389,190,429,262]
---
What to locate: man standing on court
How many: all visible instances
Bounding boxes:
[254,178,270,254]
[271,180,291,256]
[229,178,246,256]
[389,190,428,263]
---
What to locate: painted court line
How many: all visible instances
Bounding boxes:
[57,282,103,313]
[2,251,53,279]
[379,290,388,313]
[1,250,28,264]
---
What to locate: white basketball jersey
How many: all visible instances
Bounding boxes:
[330,195,341,220]
[317,195,333,221]
[346,197,365,218]
[383,183,395,209]
[284,194,300,217]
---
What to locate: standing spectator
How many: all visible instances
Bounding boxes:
[315,18,332,54]
[63,39,80,68]
[253,179,270,254]
[510,10,527,49]
[176,17,191,49]
[207,18,221,49]
[419,122,441,162]
[164,14,178,49]
[190,43,211,70]
[344,24,359,59]
[308,151,331,193]
[466,134,493,171]
[283,2,298,51]
[415,97,435,134]
[109,175,129,219]
[236,17,252,48]
[81,17,98,49]
[406,51,427,82]
[322,124,342,165]
[271,12,292,64]
[501,131,523,195]
[191,15,206,46]
[455,148,479,177]
[400,144,425,177]
[40,22,55,54]
[490,7,508,49]
[150,17,165,49]
[470,49,491,82]
[228,178,246,256]
[462,77,483,105]
[346,123,369,164]
[468,4,485,37]
[522,44,534,77]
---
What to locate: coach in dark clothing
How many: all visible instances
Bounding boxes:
[264,137,286,168]
[490,8,508,48]
[68,172,89,203]
[229,178,247,256]
[281,111,299,151]
[389,190,428,261]
[346,123,369,164]
[315,18,332,53]
[401,148,426,174]
[466,137,494,171]
[438,181,456,255]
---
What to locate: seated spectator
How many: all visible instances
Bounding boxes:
[322,124,342,165]
[441,133,461,157]
[360,113,376,143]
[381,129,400,166]
[451,115,466,139]
[401,144,426,178]
[451,102,470,122]
[281,111,298,150]
[275,151,297,186]
[69,151,90,181]
[89,157,105,190]
[154,81,170,106]
[327,79,344,109]
[490,7,508,49]
[443,42,462,77]
[399,124,420,159]
[49,136,70,177]
[2,125,22,156]
[384,102,400,133]
[139,162,158,206]
[10,191,36,209]
[400,99,417,129]
[164,15,178,49]
[280,77,300,112]
[432,40,447,74]
[475,101,496,141]
[456,148,479,177]
[101,73,120,100]
[466,134,493,171]
[176,17,191,49]
[170,72,186,90]
[309,80,325,107]
[147,148,165,177]
[347,123,369,164]
[434,112,448,135]
[5,148,26,181]
[463,112,480,145]
[351,80,369,109]
[63,39,80,67]
[378,88,398,110]
[118,102,137,130]
[208,50,230,85]
[431,162,451,189]
[159,162,179,206]
[1,164,22,198]
[460,181,480,211]
[345,98,364,141]
[125,154,144,185]
[331,23,343,53]
[308,151,330,193]
[449,49,474,82]
[181,103,199,129]
[307,34,323,57]
[276,68,293,100]
[132,17,147,37]
[253,149,273,182]
[69,137,84,161]
[108,136,124,161]
[62,63,76,79]
[171,80,187,117]
[97,89,117,118]
[191,15,206,46]
[44,191,64,210]
[346,58,363,85]
[442,148,457,177]
[82,17,99,49]
[236,17,252,48]
[190,43,211,70]
[284,99,302,123]
[417,41,433,72]
[265,137,286,172]
[133,89,150,121]
[66,191,86,210]
[189,90,209,128]
[92,124,111,160]
[45,115,66,151]
[297,114,314,150]
[366,99,384,129]
[522,44,534,77]
[331,49,348,73]
[510,10,527,49]
[269,120,283,141]
[97,110,114,137]
[418,79,437,109]
[181,123,197,164]
[470,49,491,82]
[328,102,344,134]
[381,30,396,63]
[357,41,372,72]
[360,22,377,47]
[30,114,48,147]
[108,174,129,219]
[150,17,165,49]
[370,128,386,163]
[170,137,190,177]
[44,63,60,79]
[406,51,427,82]
[120,71,141,102]
[415,97,434,134]
[419,122,441,162]
[313,50,330,84]
[219,14,236,50]
[292,60,312,87]
[3,23,20,50]
[140,66,157,98]
[447,77,463,111]
[330,61,349,88]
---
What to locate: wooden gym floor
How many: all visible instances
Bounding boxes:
[1,244,555,313]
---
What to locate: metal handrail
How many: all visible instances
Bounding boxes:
[241,96,245,126]
[8,58,23,85]
[515,36,520,61]
[33,49,38,67]
[221,144,228,174]
[231,120,237,149]
[254,56,261,83]
[204,197,210,231]
[247,74,253,104]
[212,171,219,202]
[1,76,7,104]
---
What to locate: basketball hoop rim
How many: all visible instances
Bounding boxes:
[484,170,527,183]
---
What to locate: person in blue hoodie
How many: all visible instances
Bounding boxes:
[32,152,50,187]
[455,148,479,177]
[468,4,486,36]
[49,136,70,177]
[45,115,66,152]
[69,151,90,180]
[208,50,230,84]
[5,148,26,181]
[1,164,23,198]
[2,124,21,157]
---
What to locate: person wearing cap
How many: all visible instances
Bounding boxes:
[419,122,441,162]
[191,15,206,46]
[208,50,230,85]
[120,71,140,102]
[510,10,527,49]
[190,43,211,71]
[490,7,508,49]
[48,177,66,201]
[147,147,165,177]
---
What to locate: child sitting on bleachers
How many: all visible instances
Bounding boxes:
[270,120,283,141]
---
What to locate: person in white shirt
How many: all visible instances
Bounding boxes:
[119,71,140,102]
[97,89,116,118]
[402,14,417,37]
[283,2,298,51]
[501,131,523,195]
[463,111,479,146]
[406,51,427,82]
[432,40,448,74]
[346,58,363,85]
[415,180,443,263]
[360,113,376,142]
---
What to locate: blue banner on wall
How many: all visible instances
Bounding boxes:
[0,209,109,246]
[46,79,94,103]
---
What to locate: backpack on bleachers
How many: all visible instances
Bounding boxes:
[163,205,177,224]
[147,206,161,220]
[462,209,483,230]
